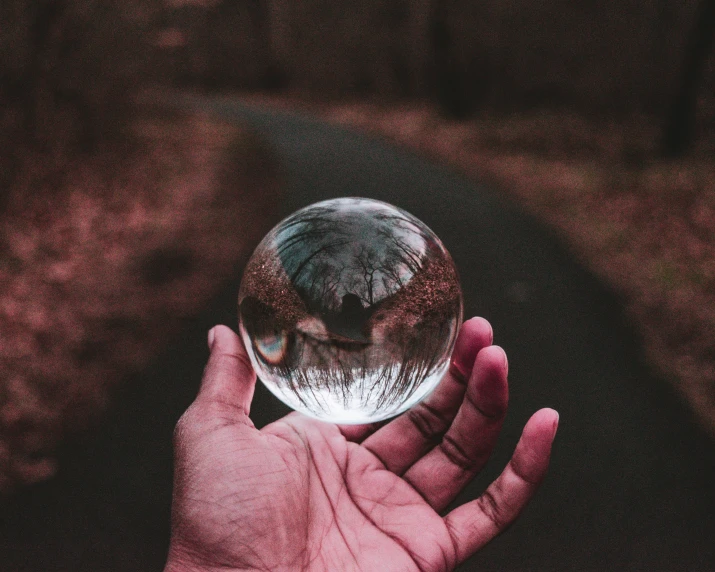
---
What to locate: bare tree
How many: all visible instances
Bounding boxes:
[354,245,381,306]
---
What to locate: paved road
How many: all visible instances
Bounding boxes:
[1,96,714,571]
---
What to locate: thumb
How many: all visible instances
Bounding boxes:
[196,325,257,419]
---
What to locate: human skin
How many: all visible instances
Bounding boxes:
[165,318,558,571]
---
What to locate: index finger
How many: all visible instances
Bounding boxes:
[355,317,494,472]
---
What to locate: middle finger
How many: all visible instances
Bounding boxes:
[359,317,493,473]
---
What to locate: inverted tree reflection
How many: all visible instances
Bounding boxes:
[239,198,462,419]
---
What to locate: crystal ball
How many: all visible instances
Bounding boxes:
[238,198,463,424]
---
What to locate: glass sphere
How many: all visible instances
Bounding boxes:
[238,198,463,424]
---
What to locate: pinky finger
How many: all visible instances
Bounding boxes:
[443,408,559,565]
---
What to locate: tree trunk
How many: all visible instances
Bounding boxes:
[662,0,715,156]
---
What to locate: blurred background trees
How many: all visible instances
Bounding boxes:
[6,0,711,158]
[154,0,714,152]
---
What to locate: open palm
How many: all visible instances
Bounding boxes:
[166,321,558,572]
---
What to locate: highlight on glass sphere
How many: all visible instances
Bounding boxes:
[238,197,463,424]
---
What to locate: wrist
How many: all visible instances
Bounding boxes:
[164,545,260,572]
[163,545,208,572]
[164,555,201,572]
[164,562,192,572]
[165,562,260,572]
[164,560,197,572]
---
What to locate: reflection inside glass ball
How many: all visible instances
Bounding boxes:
[238,198,463,424]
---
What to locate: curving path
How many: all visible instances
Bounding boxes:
[1,95,714,571]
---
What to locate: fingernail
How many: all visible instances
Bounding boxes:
[552,411,560,438]
[450,359,468,382]
[500,347,508,375]
[208,327,216,350]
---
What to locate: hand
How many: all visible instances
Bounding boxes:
[165,319,558,572]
